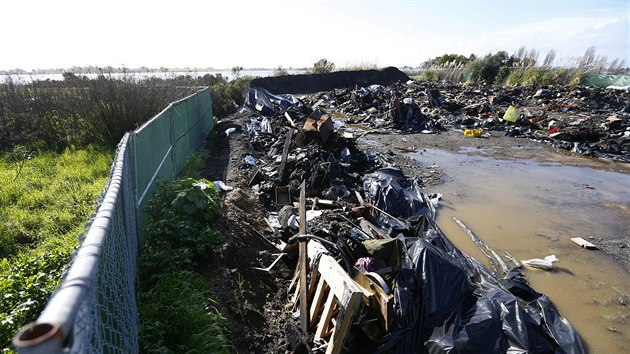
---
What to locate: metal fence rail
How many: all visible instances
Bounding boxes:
[12,87,213,354]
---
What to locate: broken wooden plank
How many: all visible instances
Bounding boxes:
[309,278,328,328]
[314,291,336,341]
[277,129,294,185]
[571,237,598,250]
[326,289,362,354]
[355,191,364,206]
[298,181,309,332]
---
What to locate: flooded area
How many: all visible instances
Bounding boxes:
[406,146,630,353]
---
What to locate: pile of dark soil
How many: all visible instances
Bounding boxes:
[249,67,409,94]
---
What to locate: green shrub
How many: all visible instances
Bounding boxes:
[138,178,228,353]
[210,76,252,118]
[417,70,441,82]
[310,58,335,74]
[178,148,210,179]
[464,51,511,84]
[0,74,203,149]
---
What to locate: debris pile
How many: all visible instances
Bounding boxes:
[223,85,589,352]
[247,80,630,162]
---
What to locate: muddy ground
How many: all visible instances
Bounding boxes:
[196,110,629,352]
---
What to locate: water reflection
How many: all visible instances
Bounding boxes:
[407,148,630,353]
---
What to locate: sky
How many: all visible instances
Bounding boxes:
[1,0,628,70]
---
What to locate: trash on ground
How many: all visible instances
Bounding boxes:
[463,128,483,137]
[212,181,233,192]
[522,254,560,270]
[224,127,237,136]
[233,84,587,352]
[571,237,598,249]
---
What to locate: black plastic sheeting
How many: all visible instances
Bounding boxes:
[362,169,585,354]
[245,87,299,117]
[363,168,431,219]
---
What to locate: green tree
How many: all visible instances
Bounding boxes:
[311,58,335,73]
[464,51,511,84]
[272,66,289,76]
[422,53,472,69]
[231,66,243,79]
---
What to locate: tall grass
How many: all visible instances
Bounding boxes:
[413,46,627,86]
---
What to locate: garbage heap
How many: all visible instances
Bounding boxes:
[237,88,586,353]
[247,80,630,162]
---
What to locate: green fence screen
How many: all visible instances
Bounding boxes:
[133,87,214,245]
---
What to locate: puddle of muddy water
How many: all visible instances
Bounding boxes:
[407,148,630,353]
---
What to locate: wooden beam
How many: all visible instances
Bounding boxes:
[314,291,336,341]
[298,181,309,332]
[277,129,294,185]
[309,278,328,328]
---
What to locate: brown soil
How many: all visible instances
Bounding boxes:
[198,114,298,353]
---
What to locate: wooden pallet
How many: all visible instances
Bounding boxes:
[289,242,363,354]
[308,253,363,354]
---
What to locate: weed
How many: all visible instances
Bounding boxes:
[137,178,228,352]
[235,272,246,294]
[0,250,73,350]
[179,148,210,179]
[7,145,34,180]
[138,271,229,353]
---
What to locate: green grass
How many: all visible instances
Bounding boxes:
[0,146,112,256]
[0,146,113,351]
[138,271,229,353]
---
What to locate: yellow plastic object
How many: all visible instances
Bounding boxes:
[464,128,483,137]
[503,105,520,122]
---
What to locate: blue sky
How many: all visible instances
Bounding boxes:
[1,0,627,70]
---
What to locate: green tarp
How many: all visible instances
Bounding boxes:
[582,74,630,88]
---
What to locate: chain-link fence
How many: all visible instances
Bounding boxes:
[12,87,213,354]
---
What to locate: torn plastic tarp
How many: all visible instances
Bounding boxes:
[363,168,432,219]
[381,236,584,353]
[245,86,299,116]
[365,213,584,352]
[246,116,273,137]
[363,169,584,353]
